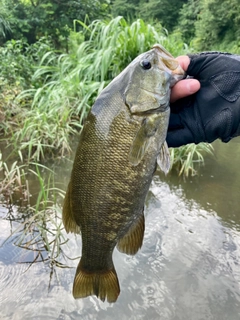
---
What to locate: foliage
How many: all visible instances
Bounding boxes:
[0,16,11,39]
[0,38,53,89]
[170,143,214,177]
[111,0,139,19]
[0,150,29,204]
[1,0,240,52]
[179,0,240,52]
[1,154,69,269]
[177,0,202,43]
[138,0,188,33]
[111,0,240,52]
[111,0,188,32]
[0,0,111,46]
[2,17,188,161]
[196,0,240,52]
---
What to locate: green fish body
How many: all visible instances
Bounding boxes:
[63,44,185,303]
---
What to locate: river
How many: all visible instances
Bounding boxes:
[1,138,240,320]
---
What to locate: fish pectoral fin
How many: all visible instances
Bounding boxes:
[129,115,161,166]
[117,211,145,255]
[129,134,151,166]
[73,259,120,303]
[62,182,81,234]
[157,141,171,175]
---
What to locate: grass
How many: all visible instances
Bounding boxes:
[0,150,71,269]
[2,17,189,161]
[0,150,29,204]
[170,143,214,177]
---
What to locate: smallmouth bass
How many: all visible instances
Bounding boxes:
[63,44,185,302]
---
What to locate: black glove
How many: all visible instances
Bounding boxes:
[167,52,240,148]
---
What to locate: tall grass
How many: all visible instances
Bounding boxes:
[1,153,69,268]
[4,17,189,161]
[170,143,214,177]
[0,150,29,204]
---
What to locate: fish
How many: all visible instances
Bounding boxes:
[62,44,185,303]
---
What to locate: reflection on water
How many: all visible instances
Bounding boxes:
[164,138,240,230]
[1,138,240,320]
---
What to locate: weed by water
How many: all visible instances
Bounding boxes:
[1,154,69,268]
[170,143,214,177]
[0,150,30,204]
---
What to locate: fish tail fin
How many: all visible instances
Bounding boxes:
[73,260,120,303]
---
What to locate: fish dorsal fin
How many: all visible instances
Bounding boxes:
[117,211,145,255]
[129,114,162,166]
[157,141,171,175]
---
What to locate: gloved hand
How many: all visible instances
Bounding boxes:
[167,52,240,147]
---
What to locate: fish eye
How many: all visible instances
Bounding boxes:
[140,59,152,70]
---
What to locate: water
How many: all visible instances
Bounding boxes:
[1,138,240,320]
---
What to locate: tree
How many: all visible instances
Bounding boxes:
[0,1,12,44]
[0,0,111,46]
[177,0,202,43]
[139,0,188,32]
[111,0,139,18]
[193,0,240,51]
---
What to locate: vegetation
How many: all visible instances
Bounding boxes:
[1,0,240,51]
[170,143,214,177]
[110,0,240,53]
[0,0,111,47]
[1,17,189,161]
[0,149,70,269]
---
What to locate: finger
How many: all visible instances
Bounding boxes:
[170,79,200,103]
[175,55,191,71]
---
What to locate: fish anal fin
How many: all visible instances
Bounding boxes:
[62,182,81,234]
[73,261,120,303]
[117,212,145,255]
[157,141,171,175]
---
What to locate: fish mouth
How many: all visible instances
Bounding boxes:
[152,44,186,79]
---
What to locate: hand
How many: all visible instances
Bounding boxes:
[170,56,200,103]
[167,52,240,147]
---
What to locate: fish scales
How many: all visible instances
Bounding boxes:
[63,44,185,303]
[72,98,152,256]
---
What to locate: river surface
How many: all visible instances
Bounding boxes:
[1,138,240,320]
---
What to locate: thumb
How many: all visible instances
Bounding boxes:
[170,79,200,103]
